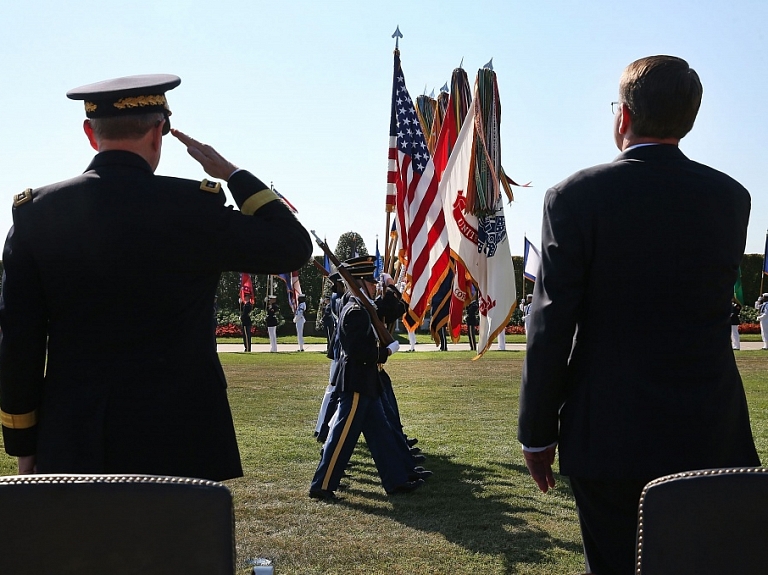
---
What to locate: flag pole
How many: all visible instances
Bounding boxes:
[384,211,391,271]
[761,229,768,296]
[384,26,403,277]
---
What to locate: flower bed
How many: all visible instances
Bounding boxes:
[459,324,525,335]
[216,323,266,337]
[738,323,761,334]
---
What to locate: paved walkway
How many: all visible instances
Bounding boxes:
[218,341,767,353]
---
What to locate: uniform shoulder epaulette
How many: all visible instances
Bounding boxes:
[13,188,33,207]
[200,179,221,194]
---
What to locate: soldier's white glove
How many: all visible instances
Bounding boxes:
[387,341,400,355]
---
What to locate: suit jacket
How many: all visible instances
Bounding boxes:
[0,150,311,481]
[518,144,759,481]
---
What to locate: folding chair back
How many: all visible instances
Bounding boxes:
[0,474,235,575]
[636,467,768,575]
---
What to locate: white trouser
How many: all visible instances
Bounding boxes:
[761,317,768,349]
[315,383,335,434]
[268,326,277,352]
[731,325,740,350]
[408,331,417,351]
[498,332,506,350]
[296,317,305,350]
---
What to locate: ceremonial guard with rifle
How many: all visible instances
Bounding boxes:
[309,255,428,500]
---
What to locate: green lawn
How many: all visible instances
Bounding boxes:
[1,350,766,574]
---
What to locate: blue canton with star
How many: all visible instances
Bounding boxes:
[395,70,430,174]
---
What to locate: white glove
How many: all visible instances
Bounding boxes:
[386,341,400,355]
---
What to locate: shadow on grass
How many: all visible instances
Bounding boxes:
[336,452,583,573]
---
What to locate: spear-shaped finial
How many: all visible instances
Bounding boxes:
[429,88,435,99]
[483,58,494,71]
[392,26,403,50]
[459,57,464,69]
[440,82,449,93]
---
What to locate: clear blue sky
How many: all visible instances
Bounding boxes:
[3,0,767,259]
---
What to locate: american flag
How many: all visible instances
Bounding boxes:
[389,50,450,331]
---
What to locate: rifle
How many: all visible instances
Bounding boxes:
[311,230,395,347]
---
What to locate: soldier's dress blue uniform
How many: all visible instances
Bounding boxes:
[310,257,423,498]
[0,75,312,481]
[310,291,410,496]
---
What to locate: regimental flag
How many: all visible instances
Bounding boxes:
[441,97,517,356]
[374,238,383,280]
[449,258,473,343]
[277,271,302,312]
[734,266,744,307]
[763,231,768,276]
[523,237,541,283]
[271,186,298,214]
[323,251,331,275]
[391,50,450,331]
[239,273,254,304]
[429,273,452,345]
[438,68,473,343]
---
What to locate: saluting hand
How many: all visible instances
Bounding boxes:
[171,129,239,181]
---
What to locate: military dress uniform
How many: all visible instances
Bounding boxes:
[241,301,254,352]
[0,75,312,481]
[309,257,423,498]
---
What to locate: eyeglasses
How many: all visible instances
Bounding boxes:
[611,101,621,115]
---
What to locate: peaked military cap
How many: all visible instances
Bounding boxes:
[67,74,181,134]
[341,255,376,281]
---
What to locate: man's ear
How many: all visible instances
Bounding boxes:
[150,119,164,152]
[83,120,99,151]
[618,104,632,136]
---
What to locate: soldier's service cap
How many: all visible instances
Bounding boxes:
[67,74,181,134]
[327,272,342,283]
[341,255,376,282]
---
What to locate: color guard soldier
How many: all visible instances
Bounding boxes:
[0,74,311,480]
[309,256,426,499]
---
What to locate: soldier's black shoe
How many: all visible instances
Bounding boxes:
[387,479,425,495]
[406,437,419,447]
[411,454,426,464]
[409,447,422,455]
[309,489,337,501]
[408,469,433,481]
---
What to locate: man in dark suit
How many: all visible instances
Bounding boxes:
[518,56,760,574]
[0,74,312,481]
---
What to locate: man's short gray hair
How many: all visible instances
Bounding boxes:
[89,112,165,141]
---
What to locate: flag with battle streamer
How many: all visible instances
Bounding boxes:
[441,68,520,356]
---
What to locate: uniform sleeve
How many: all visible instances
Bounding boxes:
[0,221,48,456]
[220,170,312,274]
[518,187,587,447]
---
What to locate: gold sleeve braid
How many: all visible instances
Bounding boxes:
[241,189,279,216]
[0,410,37,429]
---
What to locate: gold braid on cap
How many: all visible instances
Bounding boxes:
[112,94,169,111]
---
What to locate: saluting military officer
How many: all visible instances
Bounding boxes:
[0,74,311,481]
